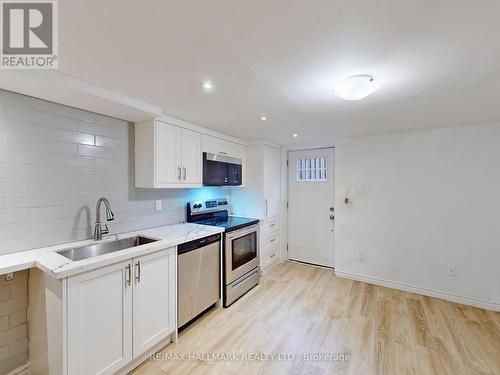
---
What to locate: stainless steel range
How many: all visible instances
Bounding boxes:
[187,198,260,306]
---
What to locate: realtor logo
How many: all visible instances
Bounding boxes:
[1,0,58,69]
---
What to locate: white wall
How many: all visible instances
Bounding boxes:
[0,89,230,256]
[335,123,500,310]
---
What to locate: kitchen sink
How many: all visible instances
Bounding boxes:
[56,235,159,261]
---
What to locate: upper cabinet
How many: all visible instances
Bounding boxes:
[135,118,248,189]
[135,120,202,188]
[180,128,203,185]
[202,134,239,158]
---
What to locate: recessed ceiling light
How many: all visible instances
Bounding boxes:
[293,133,298,138]
[260,116,267,121]
[332,75,378,101]
[202,81,214,92]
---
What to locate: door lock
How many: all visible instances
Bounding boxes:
[329,207,335,212]
[330,215,335,220]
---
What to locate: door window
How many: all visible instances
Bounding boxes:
[296,157,327,181]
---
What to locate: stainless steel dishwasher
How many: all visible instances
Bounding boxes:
[178,234,221,328]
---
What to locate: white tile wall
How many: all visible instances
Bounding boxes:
[0,89,231,255]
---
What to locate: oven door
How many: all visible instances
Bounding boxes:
[224,224,259,284]
[203,152,242,186]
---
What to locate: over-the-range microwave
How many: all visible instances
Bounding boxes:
[203,152,242,186]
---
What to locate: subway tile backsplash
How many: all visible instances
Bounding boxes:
[0,89,229,255]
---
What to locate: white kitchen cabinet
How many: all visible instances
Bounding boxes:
[65,247,176,375]
[238,144,247,186]
[132,250,176,358]
[155,121,181,184]
[202,134,239,158]
[232,143,281,219]
[181,128,202,185]
[135,119,202,188]
[67,260,133,375]
[231,143,282,270]
[263,146,281,218]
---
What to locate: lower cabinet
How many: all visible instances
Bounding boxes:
[132,250,176,358]
[67,260,132,375]
[66,248,176,375]
[260,216,281,271]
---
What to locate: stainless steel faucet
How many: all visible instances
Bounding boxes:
[93,197,115,240]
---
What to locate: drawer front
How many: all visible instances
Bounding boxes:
[261,244,279,269]
[261,216,279,234]
[262,231,279,253]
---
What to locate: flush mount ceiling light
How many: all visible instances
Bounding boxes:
[260,116,267,121]
[292,133,298,138]
[202,81,214,92]
[332,75,378,101]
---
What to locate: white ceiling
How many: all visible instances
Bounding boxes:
[58,0,500,145]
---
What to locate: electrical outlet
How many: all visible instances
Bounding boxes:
[5,273,14,281]
[155,200,162,211]
[357,252,365,262]
[448,265,457,277]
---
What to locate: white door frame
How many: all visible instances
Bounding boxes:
[285,146,335,268]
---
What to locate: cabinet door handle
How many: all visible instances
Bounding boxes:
[219,151,228,155]
[125,264,131,287]
[265,199,268,217]
[270,253,276,258]
[270,238,276,242]
[177,166,182,181]
[182,166,187,180]
[270,223,276,227]
[135,261,141,283]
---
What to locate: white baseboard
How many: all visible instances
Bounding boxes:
[334,269,500,312]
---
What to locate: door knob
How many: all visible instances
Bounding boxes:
[330,207,335,212]
[330,215,335,220]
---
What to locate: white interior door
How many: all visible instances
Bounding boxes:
[288,148,335,267]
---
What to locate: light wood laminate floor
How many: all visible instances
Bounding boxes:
[131,261,500,375]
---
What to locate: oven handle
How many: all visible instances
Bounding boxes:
[225,224,260,240]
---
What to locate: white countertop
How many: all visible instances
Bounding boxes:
[0,223,224,279]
